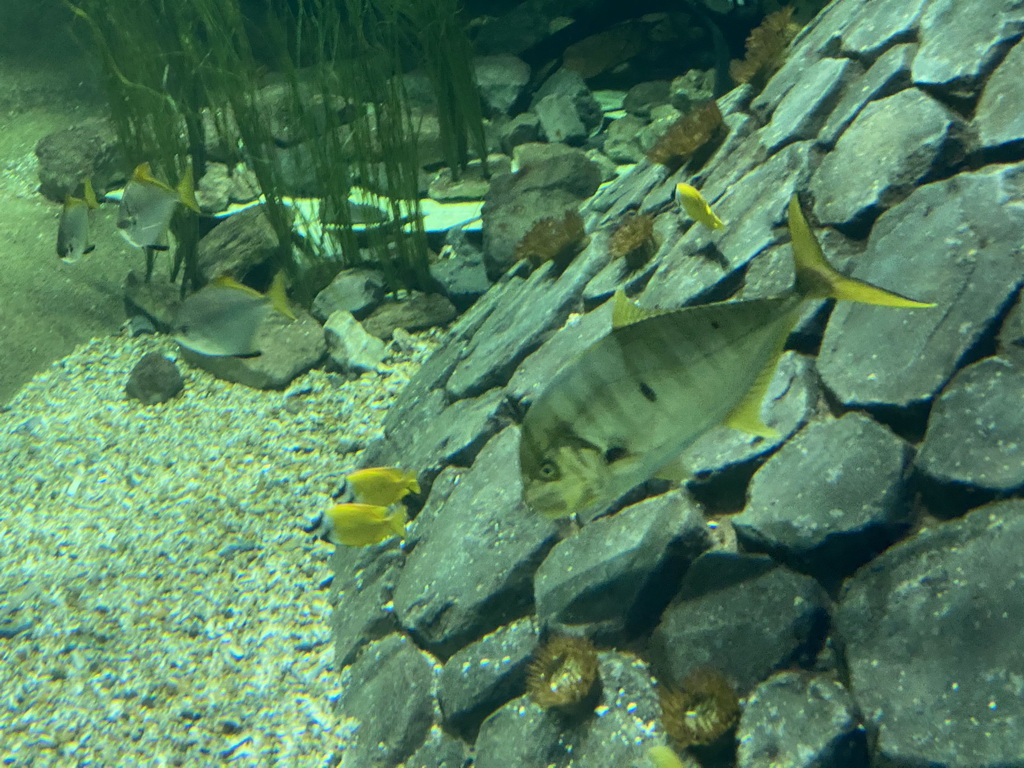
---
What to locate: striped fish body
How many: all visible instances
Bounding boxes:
[520,295,801,518]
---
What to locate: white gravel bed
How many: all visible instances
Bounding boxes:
[0,328,438,767]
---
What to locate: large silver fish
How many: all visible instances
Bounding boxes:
[519,194,935,519]
[172,273,295,357]
[117,162,200,250]
[56,178,99,262]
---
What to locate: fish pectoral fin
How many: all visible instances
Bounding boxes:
[611,290,669,328]
[723,352,782,439]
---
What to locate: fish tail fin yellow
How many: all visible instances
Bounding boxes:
[788,194,935,308]
[386,506,407,539]
[647,745,686,768]
[177,164,201,214]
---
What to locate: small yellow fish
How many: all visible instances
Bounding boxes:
[346,467,420,507]
[675,183,725,231]
[323,503,406,547]
[647,746,686,768]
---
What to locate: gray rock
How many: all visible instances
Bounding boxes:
[34,120,124,202]
[430,233,491,311]
[530,68,603,135]
[498,113,540,155]
[809,88,965,227]
[535,93,589,145]
[737,672,867,768]
[437,617,537,739]
[759,58,859,154]
[334,633,439,765]
[393,428,558,656]
[669,69,715,113]
[323,310,386,376]
[835,500,1024,767]
[649,553,828,695]
[311,268,386,322]
[403,731,469,768]
[331,546,405,668]
[474,55,530,116]
[196,205,282,283]
[840,0,927,57]
[446,248,607,400]
[603,115,648,164]
[998,291,1024,359]
[818,44,914,149]
[623,80,671,118]
[975,36,1024,151]
[534,490,709,642]
[366,388,505,492]
[474,652,664,768]
[178,311,326,389]
[912,0,1024,94]
[362,293,457,340]
[916,356,1024,494]
[735,413,912,578]
[124,353,184,405]
[193,162,231,213]
[817,162,1024,410]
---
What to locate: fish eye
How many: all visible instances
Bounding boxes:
[538,460,560,481]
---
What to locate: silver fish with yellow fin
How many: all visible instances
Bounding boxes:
[519,194,935,519]
[345,467,420,507]
[321,502,406,547]
[675,182,725,231]
[57,178,99,262]
[117,162,201,250]
[172,271,295,357]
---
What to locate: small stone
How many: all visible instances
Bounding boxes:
[125,353,184,405]
[324,310,387,375]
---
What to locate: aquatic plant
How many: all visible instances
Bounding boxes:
[658,667,740,749]
[526,634,601,715]
[730,6,801,88]
[609,212,657,270]
[514,210,589,271]
[66,0,487,300]
[646,101,725,172]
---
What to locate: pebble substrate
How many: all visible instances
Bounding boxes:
[0,328,439,766]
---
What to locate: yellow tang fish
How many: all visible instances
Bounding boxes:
[519,194,935,519]
[675,182,725,231]
[346,467,420,507]
[647,746,686,768]
[323,503,406,547]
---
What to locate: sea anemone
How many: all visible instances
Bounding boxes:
[646,101,725,171]
[514,210,589,272]
[609,212,657,270]
[659,667,740,749]
[526,634,601,715]
[730,7,801,88]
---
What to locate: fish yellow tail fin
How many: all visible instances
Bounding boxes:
[386,506,407,539]
[177,165,202,214]
[83,178,99,209]
[788,194,935,308]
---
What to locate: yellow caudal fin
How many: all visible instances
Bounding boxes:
[177,165,202,213]
[788,194,936,308]
[386,506,407,539]
[648,745,686,768]
[266,271,297,320]
[723,309,794,438]
[83,177,99,209]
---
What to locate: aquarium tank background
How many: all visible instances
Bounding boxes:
[65,0,487,301]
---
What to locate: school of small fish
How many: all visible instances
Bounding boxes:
[306,467,420,547]
[519,193,935,520]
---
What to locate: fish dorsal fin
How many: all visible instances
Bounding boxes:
[611,290,668,328]
[132,162,163,187]
[212,275,263,298]
[83,178,99,209]
[266,271,297,320]
[653,455,692,484]
[788,194,935,308]
[177,165,201,213]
